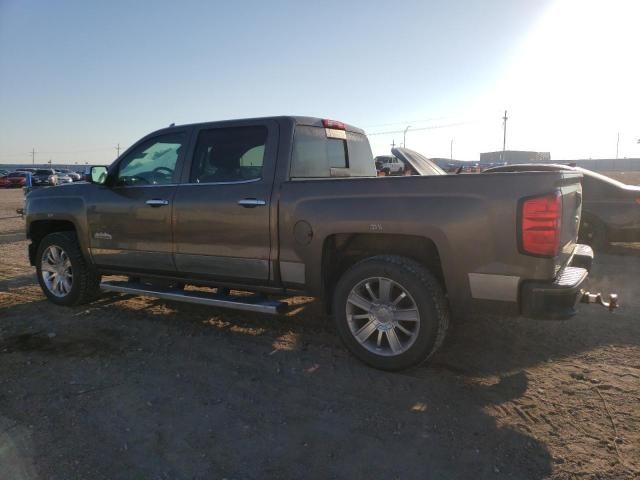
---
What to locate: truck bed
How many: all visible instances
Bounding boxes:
[278,171,583,316]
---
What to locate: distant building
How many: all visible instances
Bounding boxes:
[480,150,551,164]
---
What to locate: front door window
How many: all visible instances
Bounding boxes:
[115,133,185,186]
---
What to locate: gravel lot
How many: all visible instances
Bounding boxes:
[0,188,638,480]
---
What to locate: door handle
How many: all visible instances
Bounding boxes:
[145,199,169,207]
[237,198,266,208]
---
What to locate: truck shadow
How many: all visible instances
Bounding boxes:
[0,250,637,477]
[1,303,554,479]
[0,273,35,290]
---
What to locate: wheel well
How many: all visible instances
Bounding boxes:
[322,233,445,312]
[28,220,77,265]
[581,212,606,229]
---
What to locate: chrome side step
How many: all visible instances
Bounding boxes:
[99,281,287,315]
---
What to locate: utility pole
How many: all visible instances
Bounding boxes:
[390,139,396,148]
[501,110,508,163]
[116,143,121,157]
[615,132,620,159]
[30,148,36,166]
[403,126,411,148]
[450,139,453,161]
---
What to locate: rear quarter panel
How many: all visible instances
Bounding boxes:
[278,172,582,312]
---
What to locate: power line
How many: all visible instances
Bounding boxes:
[1,146,117,157]
[38,146,116,154]
[366,120,476,136]
[361,115,458,129]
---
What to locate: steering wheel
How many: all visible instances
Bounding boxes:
[153,166,173,176]
[119,175,149,185]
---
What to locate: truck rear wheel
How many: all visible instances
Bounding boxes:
[36,232,101,306]
[333,255,449,371]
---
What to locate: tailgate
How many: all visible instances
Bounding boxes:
[556,173,583,270]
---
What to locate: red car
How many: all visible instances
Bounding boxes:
[0,171,30,188]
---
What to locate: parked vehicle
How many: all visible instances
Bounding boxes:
[23,116,616,370]
[55,169,82,182]
[1,171,31,188]
[76,166,93,182]
[0,174,10,188]
[374,155,405,175]
[484,163,640,249]
[55,173,74,184]
[462,163,480,173]
[32,168,58,186]
[391,148,447,176]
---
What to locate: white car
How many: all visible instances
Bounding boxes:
[374,155,405,175]
[55,169,82,182]
[55,173,74,184]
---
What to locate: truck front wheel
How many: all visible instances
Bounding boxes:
[36,232,101,306]
[333,255,449,371]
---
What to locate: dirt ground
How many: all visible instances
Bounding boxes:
[0,188,638,480]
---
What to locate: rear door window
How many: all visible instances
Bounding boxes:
[189,126,267,183]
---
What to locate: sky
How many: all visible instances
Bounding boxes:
[1,0,639,165]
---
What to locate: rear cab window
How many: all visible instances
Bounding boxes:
[290,125,375,178]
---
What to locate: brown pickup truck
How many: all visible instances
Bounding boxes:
[23,116,616,370]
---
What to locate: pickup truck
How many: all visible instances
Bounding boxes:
[23,116,616,370]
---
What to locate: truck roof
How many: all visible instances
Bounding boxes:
[149,116,366,136]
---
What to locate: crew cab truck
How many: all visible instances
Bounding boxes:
[24,116,616,370]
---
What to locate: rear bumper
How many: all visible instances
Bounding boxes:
[520,244,593,320]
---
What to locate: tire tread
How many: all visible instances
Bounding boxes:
[333,254,450,370]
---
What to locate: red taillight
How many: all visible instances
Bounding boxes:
[322,119,346,130]
[521,192,562,257]
[635,197,640,205]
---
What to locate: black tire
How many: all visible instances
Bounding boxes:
[333,255,449,371]
[36,231,101,306]
[579,216,608,251]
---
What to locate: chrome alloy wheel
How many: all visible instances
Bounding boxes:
[346,277,420,357]
[41,245,73,297]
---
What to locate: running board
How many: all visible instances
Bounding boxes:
[99,281,287,315]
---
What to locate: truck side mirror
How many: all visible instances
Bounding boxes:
[90,166,108,185]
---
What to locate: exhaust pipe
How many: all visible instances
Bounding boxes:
[580,290,619,312]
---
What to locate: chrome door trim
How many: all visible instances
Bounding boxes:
[237,198,266,207]
[145,199,169,206]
